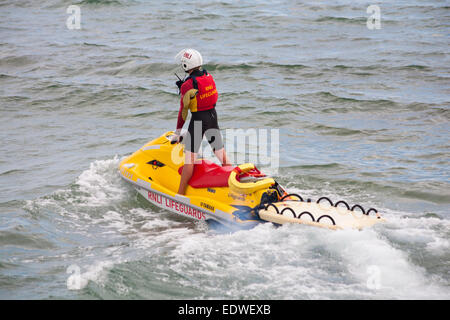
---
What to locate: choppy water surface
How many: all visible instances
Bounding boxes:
[0,0,449,299]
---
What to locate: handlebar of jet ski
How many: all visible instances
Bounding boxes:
[170,135,183,144]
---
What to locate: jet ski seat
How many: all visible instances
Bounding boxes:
[177,160,267,189]
[178,160,234,188]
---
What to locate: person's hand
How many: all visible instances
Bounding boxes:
[170,131,181,144]
[170,134,180,144]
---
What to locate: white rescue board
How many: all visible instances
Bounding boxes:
[258,200,385,230]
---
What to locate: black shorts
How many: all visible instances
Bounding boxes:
[185,108,224,153]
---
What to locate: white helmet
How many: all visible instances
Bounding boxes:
[175,48,203,72]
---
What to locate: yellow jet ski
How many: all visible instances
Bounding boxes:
[119,132,385,230]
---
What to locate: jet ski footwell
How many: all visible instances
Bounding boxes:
[119,132,385,230]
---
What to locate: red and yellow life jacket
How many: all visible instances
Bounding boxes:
[176,69,218,129]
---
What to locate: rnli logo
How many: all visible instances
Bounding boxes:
[183,52,192,59]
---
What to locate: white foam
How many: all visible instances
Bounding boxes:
[24,159,450,299]
[426,236,450,253]
[67,260,117,291]
[75,156,127,206]
[99,210,129,232]
[321,228,442,299]
[166,217,449,299]
[141,219,175,230]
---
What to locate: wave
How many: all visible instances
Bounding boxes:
[310,124,375,136]
[400,189,450,205]
[0,55,37,68]
[331,64,434,73]
[0,168,26,176]
[56,58,435,80]
[285,163,342,170]
[15,156,450,299]
[71,207,450,299]
[86,60,309,77]
[315,16,367,24]
[313,15,400,25]
[82,42,108,47]
[0,74,15,79]
[306,91,444,115]
[205,62,308,72]
[36,0,137,9]
[91,61,174,76]
[310,91,398,111]
[76,0,126,5]
[283,170,450,206]
[167,215,449,299]
[0,228,55,249]
[394,64,432,71]
[24,157,126,217]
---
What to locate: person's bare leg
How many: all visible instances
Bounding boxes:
[178,151,196,195]
[214,147,232,166]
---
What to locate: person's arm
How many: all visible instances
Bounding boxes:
[170,102,184,143]
[175,96,187,133]
[175,80,197,132]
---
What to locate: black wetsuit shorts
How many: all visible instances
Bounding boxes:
[185,108,224,154]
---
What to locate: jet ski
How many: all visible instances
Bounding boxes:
[119,131,385,230]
